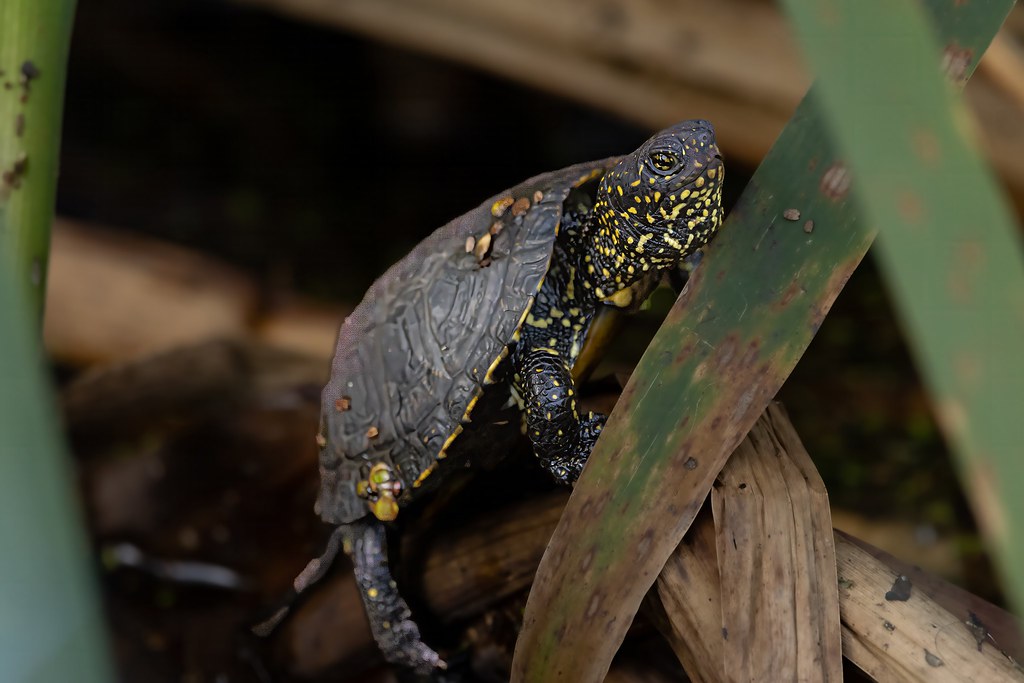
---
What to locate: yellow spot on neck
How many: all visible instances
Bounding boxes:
[603,287,633,307]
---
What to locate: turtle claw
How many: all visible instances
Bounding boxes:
[403,641,446,676]
[380,617,446,675]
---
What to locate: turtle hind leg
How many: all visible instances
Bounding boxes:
[517,347,606,486]
[346,517,446,675]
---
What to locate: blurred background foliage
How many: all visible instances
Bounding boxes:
[3,0,1023,680]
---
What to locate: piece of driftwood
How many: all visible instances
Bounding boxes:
[840,531,1024,665]
[229,0,1024,211]
[836,531,1024,682]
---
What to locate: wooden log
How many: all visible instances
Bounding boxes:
[272,405,1022,680]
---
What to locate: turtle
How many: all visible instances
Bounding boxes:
[266,119,725,674]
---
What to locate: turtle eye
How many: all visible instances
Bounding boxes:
[648,150,680,174]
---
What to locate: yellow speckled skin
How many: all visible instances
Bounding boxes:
[513,120,724,483]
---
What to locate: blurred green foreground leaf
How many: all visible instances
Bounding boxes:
[782,0,1024,607]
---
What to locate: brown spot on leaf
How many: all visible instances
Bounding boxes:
[581,548,595,572]
[2,151,28,192]
[948,239,984,304]
[942,43,973,84]
[579,494,608,520]
[637,529,654,557]
[366,426,380,439]
[778,281,805,309]
[585,594,602,618]
[954,352,982,390]
[912,129,941,165]
[742,340,761,368]
[20,60,40,81]
[820,162,851,200]
[692,358,711,382]
[335,396,351,412]
[897,190,925,224]
[674,341,695,364]
[714,334,740,369]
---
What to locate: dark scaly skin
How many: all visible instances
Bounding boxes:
[513,119,724,485]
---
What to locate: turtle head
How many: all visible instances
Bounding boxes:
[598,120,724,266]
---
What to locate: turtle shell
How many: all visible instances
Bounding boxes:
[317,157,619,524]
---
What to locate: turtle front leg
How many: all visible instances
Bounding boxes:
[516,347,606,485]
[345,518,446,674]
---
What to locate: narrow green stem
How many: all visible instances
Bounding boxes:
[0,0,77,318]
